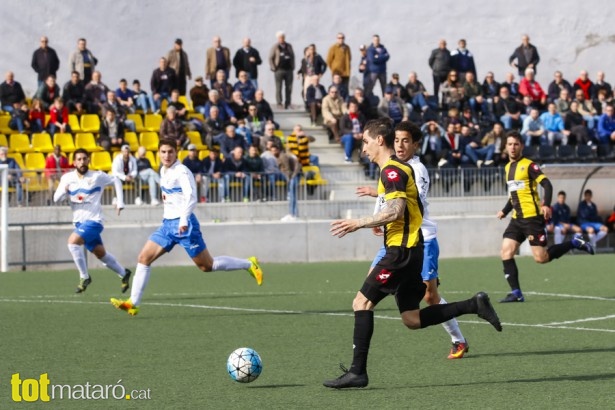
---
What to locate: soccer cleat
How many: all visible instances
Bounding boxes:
[110,298,139,316]
[572,233,595,255]
[323,364,368,389]
[247,256,263,286]
[121,269,132,294]
[474,292,502,332]
[75,277,92,293]
[499,292,525,303]
[447,340,470,359]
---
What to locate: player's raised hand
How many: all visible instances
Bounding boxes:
[356,186,377,197]
[330,219,360,238]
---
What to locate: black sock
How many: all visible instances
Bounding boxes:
[503,258,520,291]
[547,242,574,261]
[349,310,374,375]
[419,299,475,328]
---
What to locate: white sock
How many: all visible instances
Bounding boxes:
[130,263,151,307]
[212,256,251,271]
[99,252,125,277]
[68,244,88,279]
[554,226,564,245]
[595,230,607,244]
[439,297,465,343]
[588,232,596,247]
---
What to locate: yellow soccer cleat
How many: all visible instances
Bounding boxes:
[110,298,140,316]
[447,340,469,359]
[247,256,263,286]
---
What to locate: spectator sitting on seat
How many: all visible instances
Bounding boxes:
[594,89,610,116]
[330,73,349,103]
[190,76,209,115]
[565,101,592,145]
[254,89,275,125]
[606,205,615,232]
[378,86,408,126]
[102,90,136,132]
[204,89,236,124]
[340,100,366,163]
[554,88,571,116]
[481,72,500,114]
[228,90,248,121]
[233,70,256,104]
[463,72,488,120]
[222,146,250,202]
[245,104,265,137]
[540,102,569,145]
[203,106,225,149]
[132,79,156,114]
[548,190,582,245]
[29,98,45,133]
[482,122,508,165]
[260,140,286,201]
[386,72,409,104]
[135,146,160,206]
[577,189,609,248]
[48,97,71,136]
[519,68,547,110]
[405,71,429,113]
[573,70,595,101]
[352,87,375,120]
[35,75,61,111]
[115,78,135,113]
[182,143,206,202]
[521,108,545,146]
[44,144,70,204]
[494,86,522,130]
[596,104,615,145]
[594,71,613,99]
[420,120,446,167]
[0,146,25,205]
[83,71,109,114]
[258,123,282,154]
[574,89,599,130]
[216,124,248,159]
[244,145,264,201]
[286,124,318,166]
[150,57,176,112]
[235,119,253,146]
[440,70,464,110]
[305,75,327,127]
[0,71,26,113]
[459,106,480,135]
[9,102,31,134]
[62,71,86,115]
[322,85,346,142]
[98,109,125,152]
[202,147,225,202]
[159,105,187,149]
[548,71,573,103]
[297,43,327,103]
[111,144,137,188]
[212,69,233,102]
[440,122,466,167]
[463,124,494,167]
[501,72,520,100]
[166,89,188,120]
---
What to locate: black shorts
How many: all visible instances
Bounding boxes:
[360,245,426,313]
[503,216,548,246]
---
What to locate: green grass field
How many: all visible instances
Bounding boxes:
[2,254,614,409]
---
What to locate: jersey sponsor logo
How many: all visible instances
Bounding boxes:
[376,269,392,284]
[538,234,545,242]
[507,180,525,192]
[386,170,400,182]
[531,163,540,172]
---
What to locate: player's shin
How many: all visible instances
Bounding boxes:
[68,244,88,279]
[419,300,473,328]
[349,310,374,375]
[99,252,126,276]
[503,258,520,291]
[439,297,465,342]
[130,263,151,306]
[546,242,573,261]
[212,256,251,271]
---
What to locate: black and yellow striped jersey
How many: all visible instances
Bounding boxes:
[376,156,423,248]
[285,133,311,166]
[504,157,547,219]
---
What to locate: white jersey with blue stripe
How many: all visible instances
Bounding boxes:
[374,155,437,241]
[54,169,124,224]
[160,160,197,227]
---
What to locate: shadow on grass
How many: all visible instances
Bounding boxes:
[473,346,615,358]
[248,384,305,389]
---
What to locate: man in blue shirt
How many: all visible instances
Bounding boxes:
[597,104,615,144]
[549,191,581,244]
[540,103,569,145]
[577,189,608,249]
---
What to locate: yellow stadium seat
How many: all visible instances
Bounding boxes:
[80,114,100,133]
[198,149,210,160]
[302,165,328,186]
[9,134,34,154]
[139,132,159,151]
[0,117,11,134]
[31,133,54,153]
[124,131,139,151]
[187,112,204,121]
[0,134,8,148]
[53,133,76,153]
[68,114,81,133]
[177,150,190,162]
[127,113,145,133]
[160,99,168,115]
[145,150,159,171]
[75,132,103,152]
[8,153,25,169]
[90,151,112,171]
[178,96,193,112]
[24,152,46,170]
[144,114,162,132]
[186,131,207,150]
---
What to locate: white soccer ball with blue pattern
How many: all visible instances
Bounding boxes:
[227,347,262,383]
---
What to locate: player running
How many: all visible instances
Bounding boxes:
[53,148,131,293]
[110,139,263,316]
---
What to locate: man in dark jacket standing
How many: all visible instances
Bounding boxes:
[364,35,390,99]
[509,34,540,77]
[269,31,295,109]
[450,39,476,81]
[31,36,60,87]
[233,37,262,90]
[428,39,451,103]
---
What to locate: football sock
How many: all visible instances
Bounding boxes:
[588,232,596,246]
[99,252,126,277]
[419,299,474,329]
[212,256,251,271]
[553,226,564,244]
[503,258,520,292]
[547,242,573,261]
[349,310,374,375]
[439,297,465,343]
[130,263,151,306]
[68,244,88,279]
[595,230,607,244]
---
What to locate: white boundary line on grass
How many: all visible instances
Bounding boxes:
[2,297,615,334]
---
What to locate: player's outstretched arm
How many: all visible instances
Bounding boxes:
[356,186,377,197]
[331,198,404,238]
[53,177,68,203]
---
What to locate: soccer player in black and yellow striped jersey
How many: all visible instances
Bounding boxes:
[324,119,502,389]
[497,131,594,303]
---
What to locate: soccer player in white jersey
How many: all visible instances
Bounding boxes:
[356,121,469,359]
[53,148,131,293]
[111,139,263,316]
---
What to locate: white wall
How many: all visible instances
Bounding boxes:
[3,0,615,100]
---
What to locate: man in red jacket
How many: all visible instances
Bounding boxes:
[45,144,71,204]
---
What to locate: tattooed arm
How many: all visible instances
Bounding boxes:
[330,198,405,238]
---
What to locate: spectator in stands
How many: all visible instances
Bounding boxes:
[202,147,225,202]
[203,106,225,149]
[112,144,137,198]
[440,122,466,167]
[190,76,209,115]
[229,90,249,121]
[440,70,464,110]
[166,89,188,121]
[234,71,256,103]
[463,124,494,167]
[322,85,346,143]
[216,125,248,159]
[297,44,327,103]
[607,206,615,232]
[547,71,573,103]
[305,75,327,127]
[159,106,187,148]
[495,86,522,130]
[509,34,540,77]
[340,100,366,163]
[554,88,571,116]
[44,144,70,203]
[48,97,71,136]
[594,89,611,115]
[84,71,109,114]
[254,89,276,126]
[548,191,582,245]
[69,38,97,84]
[212,69,233,102]
[222,146,250,202]
[330,73,349,103]
[405,71,429,113]
[150,57,176,112]
[269,31,295,109]
[35,75,61,111]
[463,72,488,120]
[244,145,264,200]
[378,86,408,125]
[131,79,156,114]
[206,36,231,88]
[260,139,286,201]
[574,89,599,130]
[540,102,569,145]
[450,39,477,80]
[115,79,135,114]
[204,89,236,124]
[135,146,160,206]
[519,68,547,109]
[521,108,545,146]
[460,106,480,135]
[386,73,409,104]
[594,71,612,100]
[365,34,390,98]
[573,70,595,101]
[166,38,191,95]
[420,120,446,167]
[31,36,60,87]
[102,90,136,132]
[98,109,125,151]
[482,71,500,110]
[281,150,301,222]
[8,102,31,134]
[0,71,25,113]
[482,122,508,165]
[286,124,318,166]
[358,44,369,90]
[182,143,206,202]
[501,72,520,100]
[245,104,265,137]
[258,123,282,153]
[232,37,262,90]
[428,39,451,102]
[326,33,352,89]
[565,101,592,145]
[0,146,24,205]
[29,98,45,133]
[597,104,615,144]
[62,71,86,115]
[235,118,253,146]
[352,87,374,120]
[577,189,609,248]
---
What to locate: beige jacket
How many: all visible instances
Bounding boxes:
[166,49,192,79]
[326,43,352,77]
[322,95,346,123]
[205,47,231,78]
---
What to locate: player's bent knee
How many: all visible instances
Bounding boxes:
[423,292,440,306]
[401,315,421,330]
[352,292,371,311]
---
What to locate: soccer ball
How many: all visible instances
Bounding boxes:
[227,347,262,383]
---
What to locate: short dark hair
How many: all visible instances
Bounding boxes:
[506,130,523,144]
[73,148,89,158]
[394,121,422,143]
[557,190,566,196]
[364,118,394,148]
[158,138,177,150]
[584,189,593,196]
